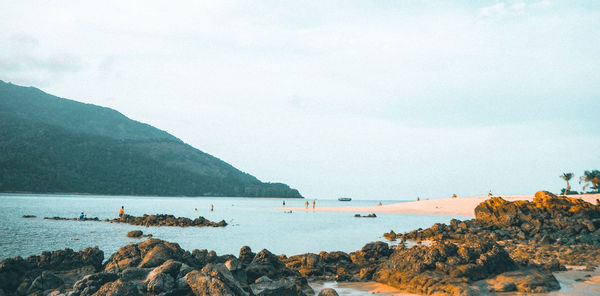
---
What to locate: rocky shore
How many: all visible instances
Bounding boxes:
[43,214,227,228]
[381,191,600,294]
[3,190,598,295]
[0,239,314,296]
[109,214,228,228]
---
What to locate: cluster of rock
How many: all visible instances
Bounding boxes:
[381,191,600,294]
[41,214,227,228]
[44,217,101,222]
[0,247,103,296]
[0,239,319,296]
[282,241,392,282]
[6,190,596,295]
[109,214,227,227]
[374,239,559,294]
[353,213,377,218]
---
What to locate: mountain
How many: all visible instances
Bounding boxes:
[0,81,302,198]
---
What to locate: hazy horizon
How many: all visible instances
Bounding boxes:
[1,1,599,199]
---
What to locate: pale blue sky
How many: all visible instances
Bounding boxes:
[1,1,599,199]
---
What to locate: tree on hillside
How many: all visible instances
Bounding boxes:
[580,170,600,193]
[560,173,574,194]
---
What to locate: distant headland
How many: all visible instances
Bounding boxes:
[0,80,302,198]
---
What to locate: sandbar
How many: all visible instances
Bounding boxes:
[283,193,600,217]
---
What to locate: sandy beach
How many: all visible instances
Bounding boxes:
[283,193,600,217]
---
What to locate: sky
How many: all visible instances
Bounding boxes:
[1,0,599,200]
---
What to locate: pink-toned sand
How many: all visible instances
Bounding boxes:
[283,193,600,217]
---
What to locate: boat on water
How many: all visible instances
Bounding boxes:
[338,197,352,201]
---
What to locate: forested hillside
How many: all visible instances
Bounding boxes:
[0,81,301,198]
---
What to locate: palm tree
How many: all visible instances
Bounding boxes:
[580,170,600,192]
[560,172,574,194]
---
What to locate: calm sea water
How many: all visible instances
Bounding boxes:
[0,194,467,260]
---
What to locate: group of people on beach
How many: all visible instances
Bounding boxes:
[281,200,316,209]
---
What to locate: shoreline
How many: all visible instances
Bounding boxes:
[282,193,600,217]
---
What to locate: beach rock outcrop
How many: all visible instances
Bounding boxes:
[0,239,314,296]
[110,214,227,227]
[374,239,517,295]
[474,268,561,293]
[42,214,227,228]
[0,247,103,296]
[104,239,193,272]
[185,264,249,296]
[44,216,101,222]
[381,190,600,294]
[283,241,392,282]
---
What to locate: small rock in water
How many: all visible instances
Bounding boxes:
[354,213,377,218]
[318,287,339,296]
[126,230,144,238]
[22,215,36,218]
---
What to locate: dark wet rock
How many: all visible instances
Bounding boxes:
[22,215,36,218]
[126,230,144,238]
[318,287,339,296]
[110,214,227,227]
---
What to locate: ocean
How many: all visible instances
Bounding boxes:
[0,193,467,260]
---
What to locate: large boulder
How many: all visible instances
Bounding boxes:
[250,276,309,296]
[476,269,560,293]
[184,264,249,296]
[27,271,63,294]
[245,249,314,295]
[374,240,517,295]
[145,259,182,294]
[71,272,120,296]
[318,288,339,296]
[104,239,192,272]
[475,191,600,228]
[93,278,141,296]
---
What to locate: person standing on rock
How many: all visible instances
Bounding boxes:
[79,212,85,220]
[312,200,316,209]
[210,204,214,211]
[119,206,124,218]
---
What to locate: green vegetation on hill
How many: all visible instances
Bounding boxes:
[0,81,301,198]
